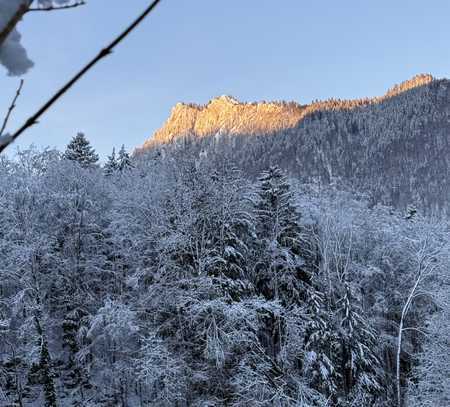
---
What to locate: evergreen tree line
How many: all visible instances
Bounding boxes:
[143,78,450,215]
[0,135,448,406]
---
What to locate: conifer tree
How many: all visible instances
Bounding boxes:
[63,133,99,168]
[117,144,133,171]
[253,166,308,305]
[303,287,339,400]
[104,147,118,176]
[335,280,381,402]
[60,308,92,402]
[39,337,58,407]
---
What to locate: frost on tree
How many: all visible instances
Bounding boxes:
[104,147,118,176]
[117,144,133,171]
[407,303,450,407]
[0,146,448,406]
[253,165,309,306]
[63,132,99,168]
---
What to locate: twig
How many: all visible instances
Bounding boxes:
[0,0,162,154]
[27,1,86,13]
[0,79,24,137]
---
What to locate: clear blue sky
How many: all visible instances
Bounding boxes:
[1,0,450,158]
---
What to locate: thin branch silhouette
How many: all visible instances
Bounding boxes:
[0,79,24,137]
[0,0,162,153]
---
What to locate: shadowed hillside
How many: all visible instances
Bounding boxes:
[142,74,434,147]
[139,74,449,214]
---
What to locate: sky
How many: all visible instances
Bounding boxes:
[1,0,450,159]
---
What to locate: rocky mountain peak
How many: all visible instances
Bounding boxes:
[141,74,437,150]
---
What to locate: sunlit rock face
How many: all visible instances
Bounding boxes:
[141,95,306,148]
[142,74,435,149]
[139,74,450,215]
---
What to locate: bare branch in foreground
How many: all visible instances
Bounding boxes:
[0,79,24,137]
[0,0,162,154]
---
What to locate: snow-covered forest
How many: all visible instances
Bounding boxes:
[1,135,448,406]
[141,75,450,216]
[0,2,449,406]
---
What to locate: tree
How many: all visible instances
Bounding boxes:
[395,233,444,407]
[104,147,118,176]
[85,299,139,404]
[117,144,133,171]
[335,280,381,403]
[202,165,252,282]
[303,287,338,401]
[38,333,58,407]
[252,166,308,306]
[63,132,99,168]
[137,332,188,405]
[0,143,449,406]
[407,298,450,407]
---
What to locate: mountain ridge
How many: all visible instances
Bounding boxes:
[138,73,449,214]
[141,73,435,149]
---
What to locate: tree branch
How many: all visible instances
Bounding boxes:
[0,0,162,153]
[0,79,24,137]
[0,1,32,49]
[0,1,85,49]
[402,326,429,336]
[27,1,86,13]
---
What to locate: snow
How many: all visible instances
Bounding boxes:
[0,1,75,75]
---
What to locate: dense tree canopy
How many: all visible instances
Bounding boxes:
[0,145,448,406]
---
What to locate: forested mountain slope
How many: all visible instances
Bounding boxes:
[140,74,450,214]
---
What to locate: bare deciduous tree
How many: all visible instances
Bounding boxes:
[396,232,444,407]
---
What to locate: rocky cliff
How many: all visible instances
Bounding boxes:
[142,74,434,148]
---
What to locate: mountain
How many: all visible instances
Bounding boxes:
[139,74,450,214]
[141,95,304,148]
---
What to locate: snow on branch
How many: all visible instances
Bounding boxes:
[27,1,86,12]
[0,0,162,154]
[0,1,34,75]
[0,1,86,76]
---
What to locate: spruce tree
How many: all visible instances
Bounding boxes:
[39,337,58,407]
[104,147,118,176]
[253,166,308,305]
[117,145,133,171]
[64,133,99,168]
[303,287,339,400]
[61,308,92,402]
[335,280,381,402]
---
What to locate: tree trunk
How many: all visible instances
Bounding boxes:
[396,313,404,407]
[396,268,424,407]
